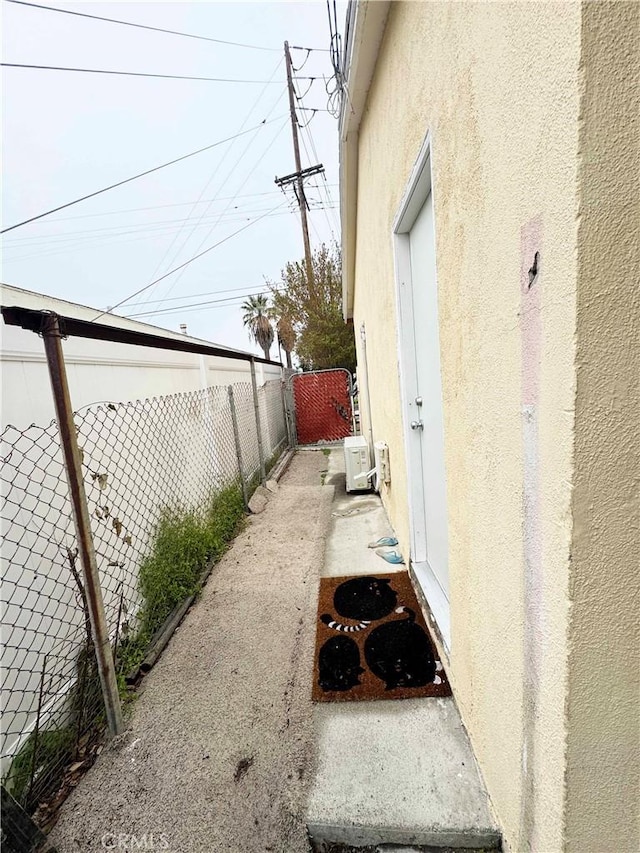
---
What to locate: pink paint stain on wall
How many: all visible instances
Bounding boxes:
[519,215,544,851]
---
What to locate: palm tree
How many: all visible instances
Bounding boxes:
[276,315,296,369]
[241,294,274,360]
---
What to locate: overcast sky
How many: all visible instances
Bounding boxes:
[1,0,344,356]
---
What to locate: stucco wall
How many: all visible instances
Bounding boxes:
[565,3,640,851]
[351,2,583,849]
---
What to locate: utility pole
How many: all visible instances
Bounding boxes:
[277,41,324,302]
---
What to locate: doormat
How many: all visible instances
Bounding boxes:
[312,571,451,702]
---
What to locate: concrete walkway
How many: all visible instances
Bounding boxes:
[307,451,500,851]
[51,452,333,853]
[49,449,499,853]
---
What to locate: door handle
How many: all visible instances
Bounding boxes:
[410,420,424,431]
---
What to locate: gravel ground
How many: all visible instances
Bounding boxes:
[50,451,333,853]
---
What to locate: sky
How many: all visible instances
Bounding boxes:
[1,0,345,357]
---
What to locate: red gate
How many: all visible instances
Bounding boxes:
[290,369,353,445]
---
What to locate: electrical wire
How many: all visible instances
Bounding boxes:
[3,204,335,247]
[125,283,285,309]
[139,64,286,309]
[28,187,336,223]
[324,0,346,119]
[295,91,339,230]
[92,200,289,321]
[128,296,269,319]
[297,125,335,238]
[125,289,280,318]
[4,208,315,264]
[4,0,281,51]
[0,116,285,234]
[149,114,290,307]
[292,75,340,237]
[302,124,340,234]
[2,202,317,242]
[291,49,312,72]
[1,63,287,83]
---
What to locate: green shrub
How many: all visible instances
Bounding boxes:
[117,484,245,679]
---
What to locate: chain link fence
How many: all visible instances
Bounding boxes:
[1,376,288,821]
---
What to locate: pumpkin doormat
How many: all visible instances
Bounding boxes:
[312,571,451,702]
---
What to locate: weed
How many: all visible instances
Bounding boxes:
[7,727,74,807]
[116,483,245,679]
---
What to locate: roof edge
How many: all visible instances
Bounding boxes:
[339,1,391,320]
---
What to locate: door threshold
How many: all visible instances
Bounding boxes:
[409,561,451,657]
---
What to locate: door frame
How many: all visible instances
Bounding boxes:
[392,132,452,651]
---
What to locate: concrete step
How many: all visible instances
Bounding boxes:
[307,450,500,852]
[311,845,498,852]
[306,698,500,850]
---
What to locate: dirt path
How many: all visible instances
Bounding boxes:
[50,451,332,853]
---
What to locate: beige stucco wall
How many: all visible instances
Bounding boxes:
[565,3,640,851]
[351,2,583,850]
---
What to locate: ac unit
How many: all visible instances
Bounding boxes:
[344,435,372,492]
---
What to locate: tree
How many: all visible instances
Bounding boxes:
[276,315,295,369]
[268,243,356,373]
[241,294,274,360]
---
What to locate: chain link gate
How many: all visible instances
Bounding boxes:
[285,368,355,447]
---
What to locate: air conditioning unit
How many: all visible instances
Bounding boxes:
[344,435,372,492]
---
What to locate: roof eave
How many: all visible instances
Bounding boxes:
[339,0,391,321]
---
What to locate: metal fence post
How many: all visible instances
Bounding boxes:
[249,359,266,483]
[280,377,293,449]
[228,385,249,510]
[41,314,123,737]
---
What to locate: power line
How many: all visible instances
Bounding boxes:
[25,187,337,223]
[133,78,282,308]
[4,0,282,51]
[1,63,288,84]
[129,297,267,319]
[3,204,336,247]
[152,115,290,304]
[126,290,278,318]
[140,70,287,310]
[0,116,285,234]
[3,209,310,264]
[125,284,283,309]
[93,201,289,320]
[293,73,341,236]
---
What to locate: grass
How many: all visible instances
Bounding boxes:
[116,483,246,681]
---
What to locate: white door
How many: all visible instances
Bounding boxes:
[394,139,450,649]
[408,193,449,596]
